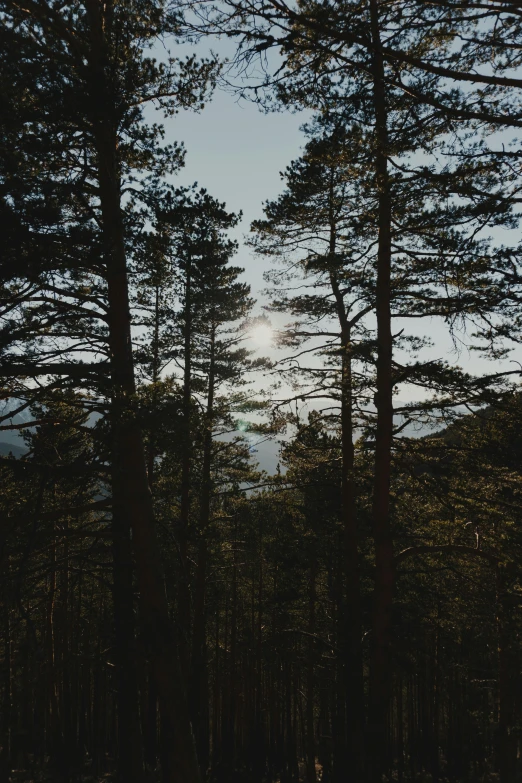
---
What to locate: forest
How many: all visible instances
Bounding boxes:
[1,1,522,782]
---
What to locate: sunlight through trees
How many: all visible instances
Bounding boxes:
[1,2,522,782]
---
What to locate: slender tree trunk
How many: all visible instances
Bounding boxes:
[0,564,11,783]
[111,501,143,782]
[340,335,365,782]
[59,525,74,777]
[46,536,60,768]
[328,179,364,779]
[397,676,404,783]
[191,325,216,774]
[84,5,200,781]
[497,566,518,783]
[144,285,161,770]
[367,1,395,779]
[145,666,158,769]
[255,525,265,776]
[179,254,194,676]
[432,626,440,783]
[306,549,317,783]
[147,284,161,490]
[212,606,221,771]
[229,536,239,766]
[91,594,103,777]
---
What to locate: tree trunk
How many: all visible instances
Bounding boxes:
[191,325,216,774]
[306,549,317,783]
[144,285,160,771]
[328,176,365,780]
[58,525,75,778]
[179,256,194,676]
[497,566,519,783]
[147,284,161,490]
[84,4,201,781]
[0,569,11,783]
[111,499,143,782]
[368,1,395,780]
[228,535,239,767]
[340,333,365,782]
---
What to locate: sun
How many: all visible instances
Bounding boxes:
[251,322,273,346]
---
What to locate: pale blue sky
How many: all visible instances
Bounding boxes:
[163,83,520,385]
[161,82,310,298]
[150,40,522,449]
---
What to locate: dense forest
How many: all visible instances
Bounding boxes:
[2,1,522,782]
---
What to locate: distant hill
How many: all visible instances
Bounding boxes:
[0,442,27,458]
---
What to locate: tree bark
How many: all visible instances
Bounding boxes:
[179,254,194,675]
[306,549,318,783]
[368,0,395,779]
[190,324,216,774]
[84,4,201,781]
[0,566,11,783]
[496,566,519,783]
[328,176,365,781]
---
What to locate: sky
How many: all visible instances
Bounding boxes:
[155,52,522,474]
[161,53,522,376]
[156,71,312,470]
[164,102,308,300]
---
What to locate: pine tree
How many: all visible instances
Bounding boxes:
[132,183,270,773]
[0,2,219,779]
